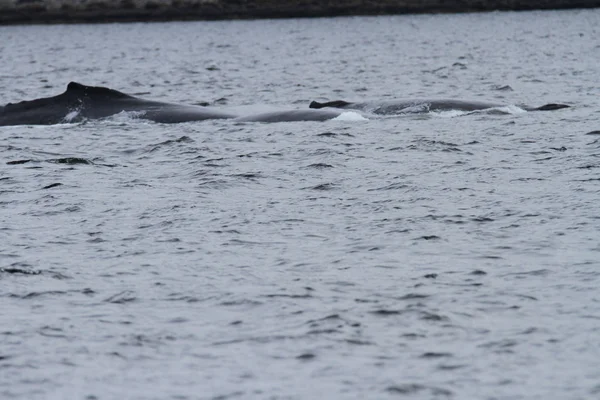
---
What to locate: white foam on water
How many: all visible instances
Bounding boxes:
[429,109,471,118]
[332,111,368,121]
[497,104,528,114]
[63,110,80,122]
[429,105,528,118]
[108,110,148,122]
[472,105,528,116]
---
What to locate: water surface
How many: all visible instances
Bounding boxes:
[1,10,600,400]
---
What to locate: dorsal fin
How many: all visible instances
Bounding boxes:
[534,103,570,111]
[309,100,352,109]
[66,82,87,91]
[66,82,132,99]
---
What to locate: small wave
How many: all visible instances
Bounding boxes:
[48,157,93,165]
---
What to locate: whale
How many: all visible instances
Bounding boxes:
[309,99,570,114]
[0,82,238,126]
[0,82,343,126]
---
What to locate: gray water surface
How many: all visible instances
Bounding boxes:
[1,10,600,400]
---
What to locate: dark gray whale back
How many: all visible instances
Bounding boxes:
[0,82,237,126]
[1,82,87,125]
[236,109,342,123]
[309,99,570,114]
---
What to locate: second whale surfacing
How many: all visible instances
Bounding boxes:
[309,99,570,114]
[0,82,343,127]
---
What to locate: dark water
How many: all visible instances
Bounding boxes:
[1,10,600,399]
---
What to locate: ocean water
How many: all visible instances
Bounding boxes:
[1,9,600,400]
